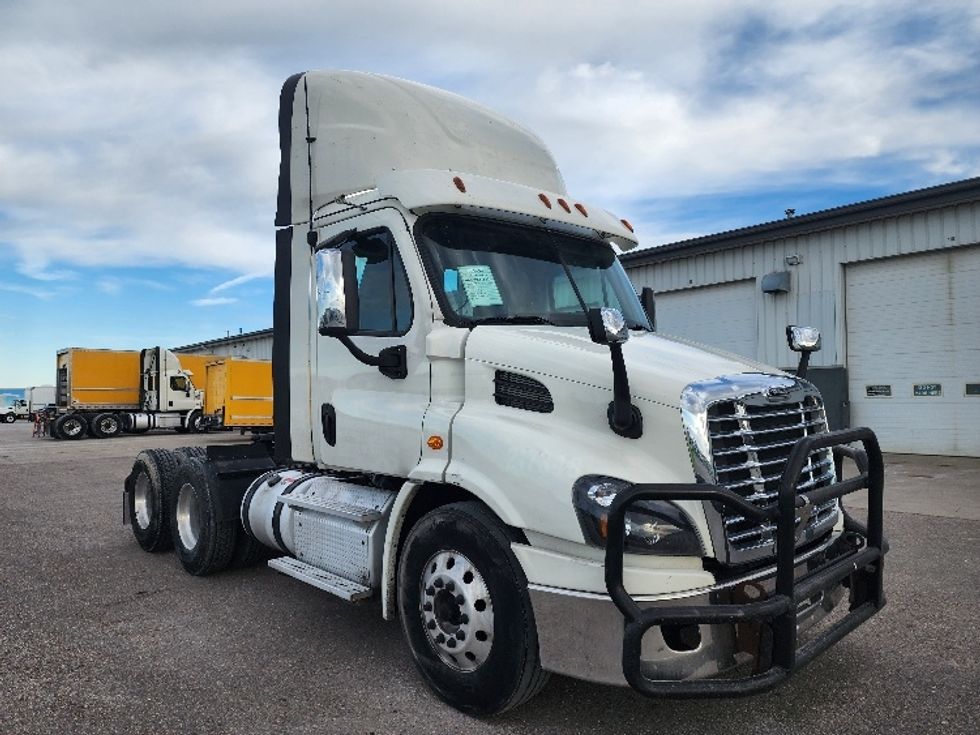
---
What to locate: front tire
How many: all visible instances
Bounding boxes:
[2,413,14,423]
[170,457,237,576]
[397,501,549,716]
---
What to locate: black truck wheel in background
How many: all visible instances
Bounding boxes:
[125,449,179,552]
[2,412,14,423]
[170,457,237,576]
[398,501,549,716]
[90,413,122,439]
[186,409,204,433]
[54,413,87,440]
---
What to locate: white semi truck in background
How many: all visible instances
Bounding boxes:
[54,347,206,438]
[0,385,55,423]
[123,71,887,715]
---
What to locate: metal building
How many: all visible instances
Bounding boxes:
[173,328,274,361]
[622,177,980,457]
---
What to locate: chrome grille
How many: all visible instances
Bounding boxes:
[707,395,838,554]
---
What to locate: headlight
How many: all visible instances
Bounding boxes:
[572,475,704,556]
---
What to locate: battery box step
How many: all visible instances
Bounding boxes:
[268,557,373,601]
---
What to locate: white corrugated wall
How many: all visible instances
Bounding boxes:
[625,200,980,370]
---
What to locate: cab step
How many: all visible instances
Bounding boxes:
[281,493,382,523]
[268,557,372,601]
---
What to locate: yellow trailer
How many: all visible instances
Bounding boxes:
[203,358,273,429]
[56,348,141,409]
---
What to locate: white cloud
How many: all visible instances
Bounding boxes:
[0,0,977,272]
[210,272,270,294]
[191,296,238,306]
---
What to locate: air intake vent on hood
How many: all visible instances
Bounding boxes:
[494,371,554,413]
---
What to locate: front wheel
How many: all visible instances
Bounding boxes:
[2,413,14,423]
[397,501,549,716]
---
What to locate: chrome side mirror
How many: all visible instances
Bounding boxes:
[587,307,630,345]
[315,247,358,336]
[786,325,821,352]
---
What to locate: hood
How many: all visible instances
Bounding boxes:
[464,326,780,409]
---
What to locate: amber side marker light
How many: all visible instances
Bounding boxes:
[620,218,634,232]
[427,435,445,450]
[574,203,588,217]
[538,193,552,209]
[453,176,466,193]
[557,198,571,213]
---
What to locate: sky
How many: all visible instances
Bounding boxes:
[1,0,978,387]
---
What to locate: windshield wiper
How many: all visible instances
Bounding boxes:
[474,316,558,326]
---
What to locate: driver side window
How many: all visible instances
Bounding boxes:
[170,375,188,392]
[351,230,413,336]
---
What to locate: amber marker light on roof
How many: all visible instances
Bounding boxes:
[620,218,634,232]
[574,203,588,217]
[538,193,552,208]
[557,198,571,213]
[453,176,466,193]
[427,435,445,450]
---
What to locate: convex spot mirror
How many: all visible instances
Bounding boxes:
[588,307,630,345]
[315,244,360,336]
[786,325,821,352]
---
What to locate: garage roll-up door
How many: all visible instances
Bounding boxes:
[656,279,758,360]
[846,246,980,456]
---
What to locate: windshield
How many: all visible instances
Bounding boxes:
[416,215,650,329]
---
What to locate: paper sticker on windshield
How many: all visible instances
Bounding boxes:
[458,265,503,307]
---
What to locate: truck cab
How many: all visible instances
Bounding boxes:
[125,71,887,715]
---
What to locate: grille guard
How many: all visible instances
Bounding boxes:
[604,427,887,698]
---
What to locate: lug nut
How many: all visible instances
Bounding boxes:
[460,614,469,624]
[434,579,444,588]
[445,581,455,592]
[456,630,465,641]
[435,633,445,644]
[427,620,436,630]
[425,586,434,596]
[447,638,456,648]
[455,594,465,605]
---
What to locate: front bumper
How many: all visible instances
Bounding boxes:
[530,427,887,696]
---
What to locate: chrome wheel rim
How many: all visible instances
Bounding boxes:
[133,472,152,530]
[63,418,82,436]
[99,416,118,435]
[175,482,202,551]
[419,550,493,671]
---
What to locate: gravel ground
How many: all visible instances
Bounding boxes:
[0,421,977,734]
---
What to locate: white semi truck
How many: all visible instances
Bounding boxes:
[54,347,205,439]
[123,71,887,715]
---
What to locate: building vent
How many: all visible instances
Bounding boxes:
[493,371,554,413]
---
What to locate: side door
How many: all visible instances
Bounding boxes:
[312,209,431,476]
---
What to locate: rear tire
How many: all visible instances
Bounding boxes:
[54,413,87,440]
[170,457,237,576]
[90,413,122,439]
[126,449,179,552]
[397,501,549,716]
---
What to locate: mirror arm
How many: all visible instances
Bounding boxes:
[336,335,407,380]
[606,342,643,439]
[796,351,811,379]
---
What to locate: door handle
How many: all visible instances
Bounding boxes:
[321,403,336,446]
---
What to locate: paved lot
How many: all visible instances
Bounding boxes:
[1,421,977,734]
